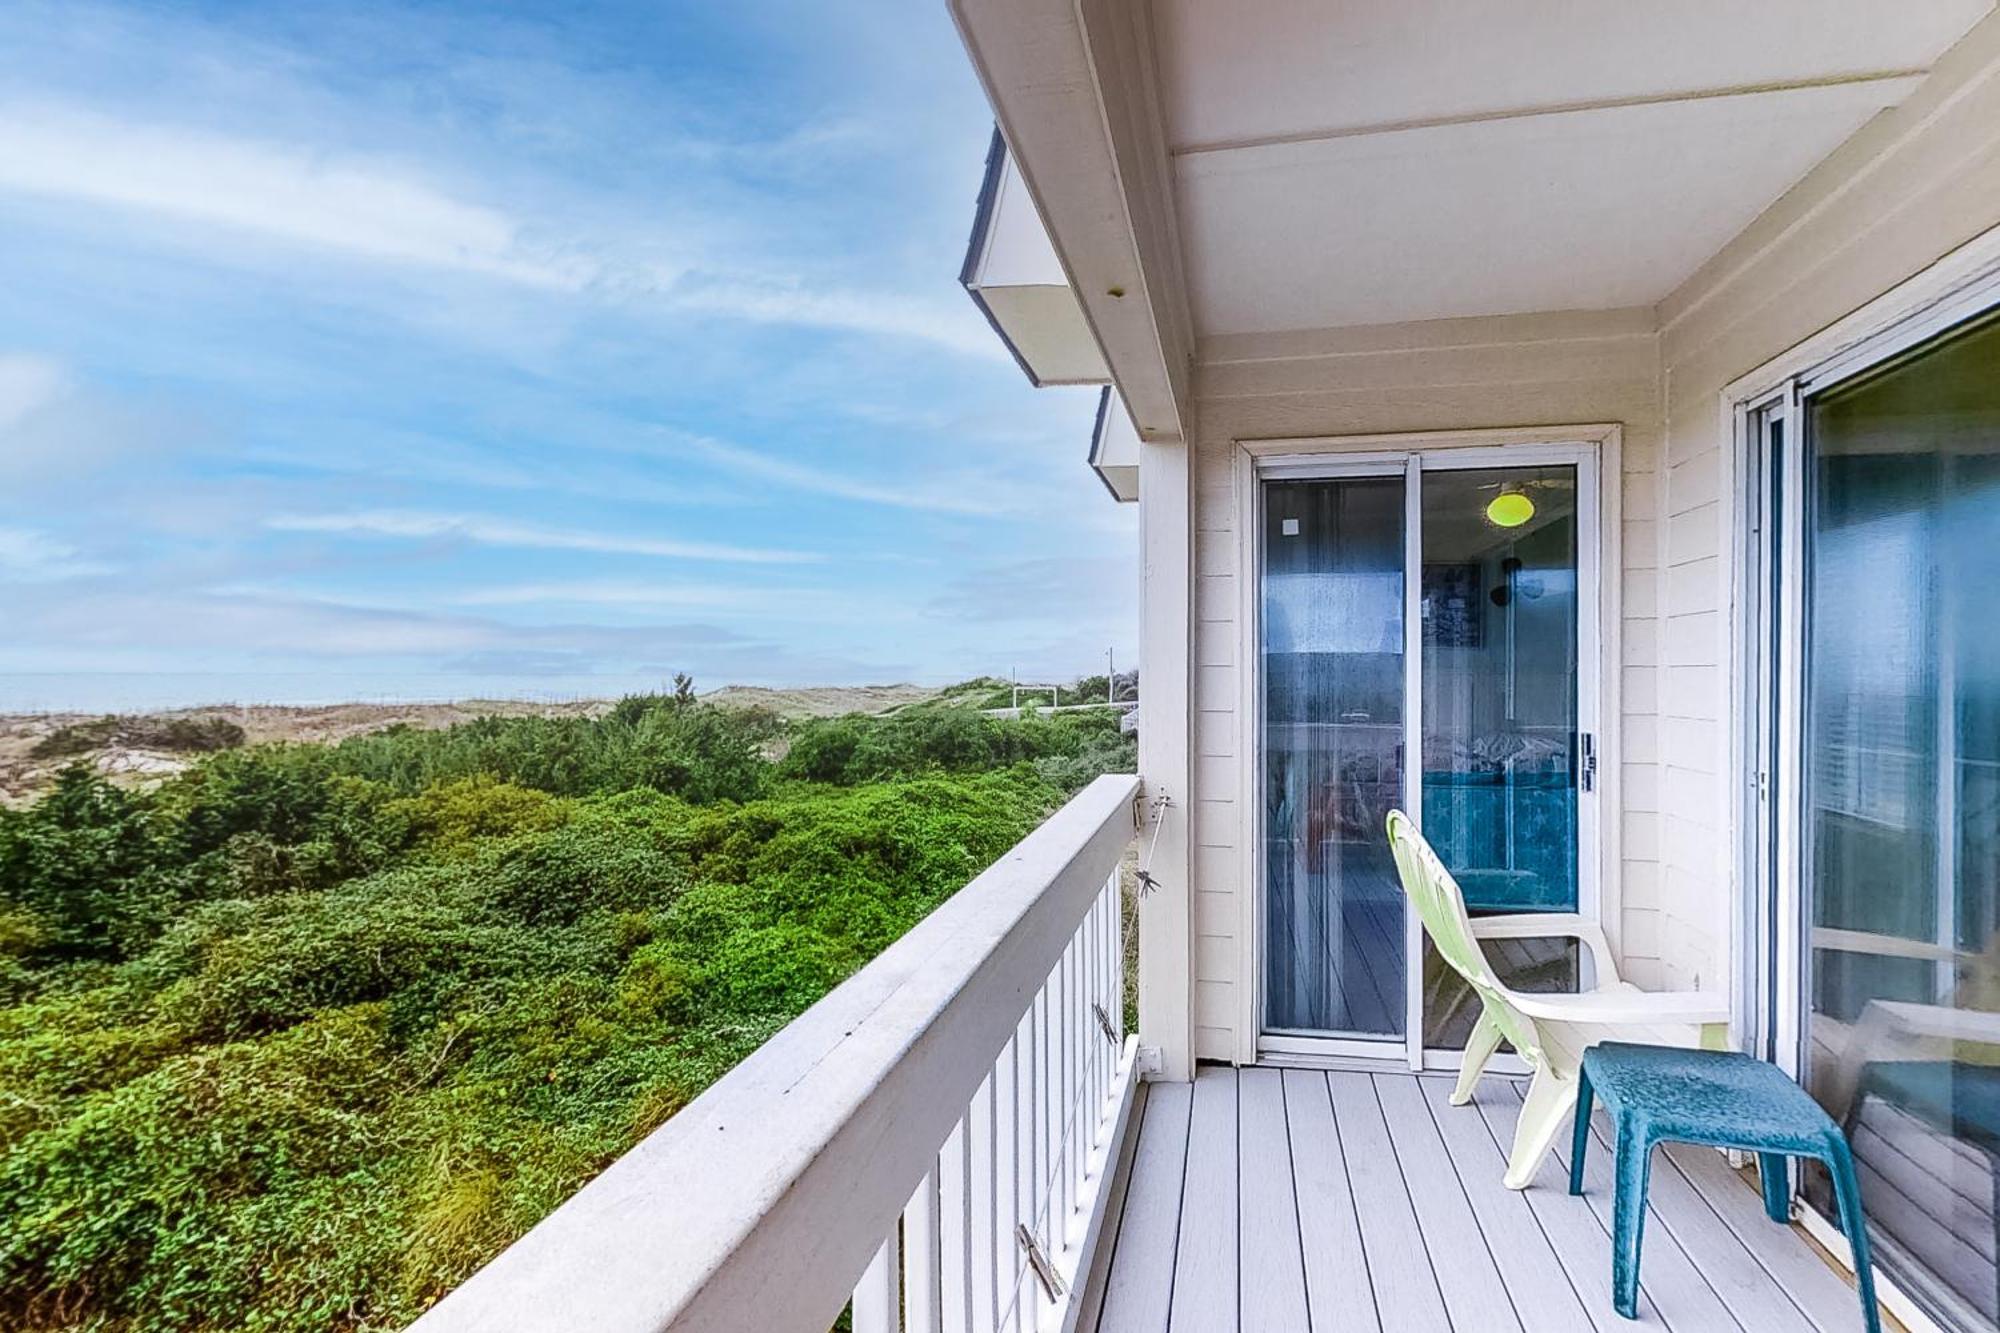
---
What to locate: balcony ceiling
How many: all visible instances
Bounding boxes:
[1157,0,1995,335]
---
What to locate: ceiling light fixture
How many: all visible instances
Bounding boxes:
[1486,490,1535,528]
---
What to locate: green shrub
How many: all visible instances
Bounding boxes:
[319,691,777,805]
[779,704,1132,787]
[0,685,1114,1331]
[0,768,163,964]
[391,776,570,855]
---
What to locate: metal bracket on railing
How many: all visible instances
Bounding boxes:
[1134,788,1172,899]
[1091,1002,1120,1047]
[1017,1224,1067,1301]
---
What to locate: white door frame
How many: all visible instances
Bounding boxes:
[1234,424,1623,1069]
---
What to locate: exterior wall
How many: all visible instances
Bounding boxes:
[1654,10,2000,997]
[1182,309,1667,1063]
[1149,11,2000,1066]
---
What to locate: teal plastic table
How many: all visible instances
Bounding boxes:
[1570,1042,1879,1331]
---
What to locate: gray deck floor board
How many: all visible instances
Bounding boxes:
[1166,1066,1238,1332]
[1239,1068,1312,1331]
[1530,1080,1749,1332]
[1328,1070,1453,1332]
[1096,1079,1190,1333]
[1469,1077,1667,1330]
[1091,1066,1884,1333]
[1283,1068,1380,1332]
[1374,1073,1523,1331]
[1665,1141,1873,1333]
[1414,1076,1599,1333]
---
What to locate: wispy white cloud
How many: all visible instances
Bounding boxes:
[264,508,818,565]
[0,582,903,688]
[661,275,1001,361]
[928,555,1132,625]
[448,577,924,628]
[0,102,591,289]
[4,583,737,658]
[0,525,114,581]
[455,579,756,608]
[0,354,66,432]
[236,438,752,509]
[670,434,1010,516]
[0,100,1000,361]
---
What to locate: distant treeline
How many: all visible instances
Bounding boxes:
[0,687,1133,1332]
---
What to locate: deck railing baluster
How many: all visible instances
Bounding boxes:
[904,1167,942,1333]
[852,1235,900,1333]
[939,1121,971,1333]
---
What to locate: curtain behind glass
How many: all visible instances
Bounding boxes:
[1262,477,1407,1036]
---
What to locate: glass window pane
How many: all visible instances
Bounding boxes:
[1802,311,2000,1325]
[1417,465,1580,1048]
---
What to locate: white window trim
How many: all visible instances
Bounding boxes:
[1231,423,1624,1069]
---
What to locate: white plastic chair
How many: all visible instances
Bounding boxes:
[1385,809,1730,1189]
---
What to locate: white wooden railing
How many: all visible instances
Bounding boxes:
[412,773,1142,1333]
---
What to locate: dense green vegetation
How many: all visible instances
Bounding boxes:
[0,691,1134,1332]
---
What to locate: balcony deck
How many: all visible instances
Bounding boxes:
[1084,1066,1886,1333]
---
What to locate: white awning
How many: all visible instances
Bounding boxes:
[1087,386,1139,502]
[960,129,1109,387]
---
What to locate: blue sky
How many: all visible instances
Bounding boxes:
[0,0,1135,711]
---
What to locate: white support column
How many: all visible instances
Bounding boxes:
[1138,428,1194,1083]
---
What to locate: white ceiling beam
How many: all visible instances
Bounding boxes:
[1169,68,1933,160]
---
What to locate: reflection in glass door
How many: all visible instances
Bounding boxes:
[1259,452,1595,1048]
[1419,466,1583,1048]
[1771,310,2000,1332]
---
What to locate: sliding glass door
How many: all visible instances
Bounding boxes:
[1418,465,1586,1049]
[1258,448,1598,1054]
[1753,307,2000,1332]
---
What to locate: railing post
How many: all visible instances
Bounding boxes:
[1138,426,1195,1082]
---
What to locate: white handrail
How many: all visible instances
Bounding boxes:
[412,773,1142,1333]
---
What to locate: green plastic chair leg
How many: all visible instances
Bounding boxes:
[1610,1118,1654,1321]
[1757,1153,1789,1224]
[1569,1063,1595,1196]
[1822,1137,1882,1333]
